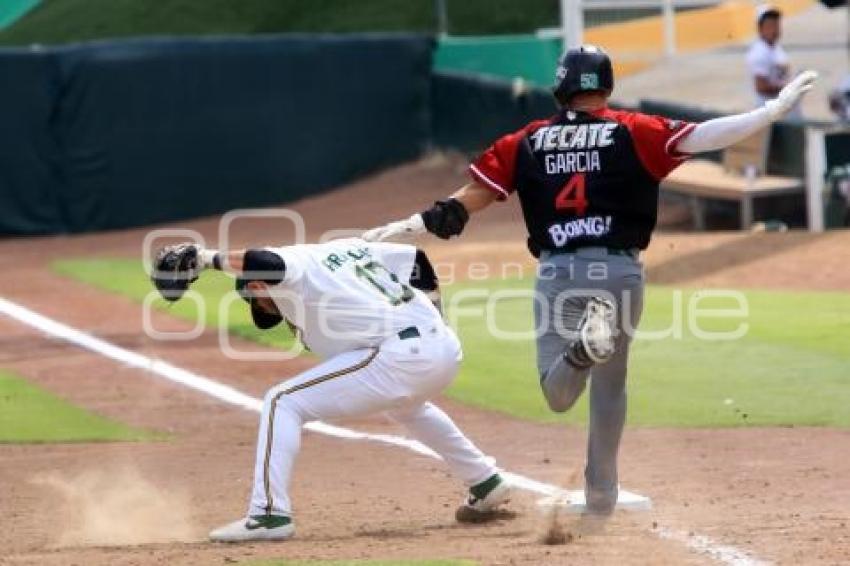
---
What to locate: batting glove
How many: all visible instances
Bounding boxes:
[361,214,426,243]
[765,70,818,120]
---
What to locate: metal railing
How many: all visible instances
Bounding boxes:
[559,0,725,56]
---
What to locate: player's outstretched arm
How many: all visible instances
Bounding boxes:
[677,70,817,154]
[199,249,247,273]
[361,181,497,243]
[151,244,249,301]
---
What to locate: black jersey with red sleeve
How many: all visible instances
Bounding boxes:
[469,107,695,254]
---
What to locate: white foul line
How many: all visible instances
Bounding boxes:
[657,528,771,566]
[0,296,552,495]
[0,296,768,565]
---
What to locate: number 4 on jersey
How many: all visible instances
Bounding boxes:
[555,173,588,216]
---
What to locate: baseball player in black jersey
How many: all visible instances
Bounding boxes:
[364,45,817,515]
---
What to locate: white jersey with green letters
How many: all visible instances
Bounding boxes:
[240,239,500,523]
[264,238,442,358]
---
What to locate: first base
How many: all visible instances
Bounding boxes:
[537,489,652,514]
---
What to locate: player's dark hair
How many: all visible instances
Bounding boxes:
[758,9,781,26]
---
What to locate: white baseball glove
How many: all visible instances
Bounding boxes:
[361,213,426,243]
[765,70,818,120]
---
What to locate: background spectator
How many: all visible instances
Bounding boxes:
[747,4,802,118]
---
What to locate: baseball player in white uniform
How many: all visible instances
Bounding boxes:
[151,238,511,542]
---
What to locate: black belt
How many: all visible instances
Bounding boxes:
[606,248,637,257]
[547,246,637,258]
[397,326,421,340]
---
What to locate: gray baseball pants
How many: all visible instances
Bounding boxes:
[533,246,644,513]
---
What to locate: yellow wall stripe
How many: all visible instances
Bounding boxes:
[586,0,815,78]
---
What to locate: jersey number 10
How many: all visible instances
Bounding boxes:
[355,260,414,306]
[555,173,588,216]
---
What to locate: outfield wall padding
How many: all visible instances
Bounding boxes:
[430,71,644,153]
[0,35,432,235]
[431,70,558,152]
[0,50,65,234]
[1,38,817,236]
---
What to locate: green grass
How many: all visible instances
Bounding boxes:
[0,370,159,443]
[54,258,850,428]
[53,258,300,352]
[243,561,474,566]
[0,0,560,46]
[445,278,850,427]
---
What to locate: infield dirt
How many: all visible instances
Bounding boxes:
[1,154,848,565]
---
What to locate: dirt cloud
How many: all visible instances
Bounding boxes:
[33,465,197,546]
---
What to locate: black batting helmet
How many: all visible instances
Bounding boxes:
[553,45,614,105]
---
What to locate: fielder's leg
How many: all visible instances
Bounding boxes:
[386,402,496,486]
[385,401,510,522]
[210,347,385,542]
[211,328,467,542]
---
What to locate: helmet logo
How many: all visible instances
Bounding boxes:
[556,66,568,80]
[580,73,599,89]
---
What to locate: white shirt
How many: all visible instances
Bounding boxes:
[746,38,791,106]
[263,238,443,358]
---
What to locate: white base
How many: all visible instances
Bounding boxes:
[537,489,652,514]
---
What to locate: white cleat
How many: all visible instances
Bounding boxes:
[565,296,617,369]
[578,297,616,365]
[455,474,512,523]
[209,514,295,543]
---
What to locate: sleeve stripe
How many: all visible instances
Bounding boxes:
[664,122,697,157]
[469,164,510,199]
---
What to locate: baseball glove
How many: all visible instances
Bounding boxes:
[151,243,201,302]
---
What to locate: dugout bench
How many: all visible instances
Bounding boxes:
[661,128,805,229]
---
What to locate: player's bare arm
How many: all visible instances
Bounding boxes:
[151,242,445,316]
[198,249,281,313]
[150,244,280,302]
[360,180,496,243]
[451,181,500,213]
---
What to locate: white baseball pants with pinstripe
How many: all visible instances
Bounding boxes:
[248,325,499,517]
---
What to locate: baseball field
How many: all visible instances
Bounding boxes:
[1,156,848,565]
